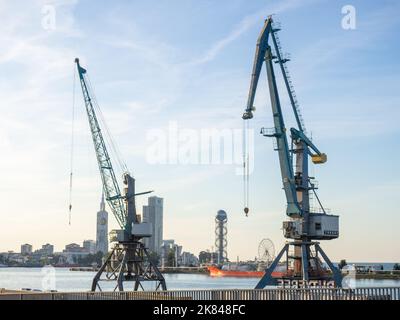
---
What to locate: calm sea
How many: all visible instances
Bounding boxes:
[0,267,399,292]
[339,262,397,270]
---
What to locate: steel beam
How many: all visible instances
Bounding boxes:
[315,244,342,287]
[255,244,289,289]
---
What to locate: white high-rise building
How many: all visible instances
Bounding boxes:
[41,243,54,255]
[143,196,163,255]
[21,244,32,255]
[83,240,96,254]
[96,195,108,255]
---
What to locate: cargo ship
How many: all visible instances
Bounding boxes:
[207,264,286,278]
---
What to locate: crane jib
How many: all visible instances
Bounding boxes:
[244,18,273,117]
[242,17,303,218]
[242,17,329,219]
[75,58,127,230]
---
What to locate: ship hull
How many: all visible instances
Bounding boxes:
[207,266,284,278]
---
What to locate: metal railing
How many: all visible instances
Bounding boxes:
[0,287,399,300]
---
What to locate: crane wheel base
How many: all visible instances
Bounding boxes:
[91,241,167,292]
[255,241,342,289]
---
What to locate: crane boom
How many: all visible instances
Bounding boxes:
[264,46,301,217]
[75,58,126,230]
[243,19,273,119]
[243,17,301,217]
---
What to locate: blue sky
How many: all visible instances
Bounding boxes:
[0,0,399,262]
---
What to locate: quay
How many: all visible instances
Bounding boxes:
[69,267,98,272]
[0,287,399,300]
[68,266,207,274]
[67,267,400,279]
[159,267,207,274]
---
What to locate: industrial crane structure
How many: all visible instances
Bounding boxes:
[242,17,342,288]
[75,58,167,291]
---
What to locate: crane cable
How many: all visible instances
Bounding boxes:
[68,66,77,225]
[243,119,250,217]
[85,74,128,175]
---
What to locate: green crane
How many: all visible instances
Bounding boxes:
[75,58,166,291]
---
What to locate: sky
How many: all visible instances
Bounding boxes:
[0,0,399,262]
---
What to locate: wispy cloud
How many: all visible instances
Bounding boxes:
[102,0,316,69]
[95,0,318,137]
[187,0,313,66]
[0,0,93,250]
[295,2,400,72]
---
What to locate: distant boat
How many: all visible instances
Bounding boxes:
[207,264,285,278]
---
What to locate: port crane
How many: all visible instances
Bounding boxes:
[75,58,167,291]
[242,17,342,288]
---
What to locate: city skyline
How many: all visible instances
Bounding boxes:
[0,0,399,262]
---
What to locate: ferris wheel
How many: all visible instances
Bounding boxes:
[258,239,275,265]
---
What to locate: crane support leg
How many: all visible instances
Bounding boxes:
[117,250,128,291]
[255,242,342,289]
[315,244,342,287]
[91,246,116,292]
[255,244,289,288]
[301,243,309,281]
[91,242,167,292]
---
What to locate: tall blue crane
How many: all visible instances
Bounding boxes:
[242,17,342,288]
[75,58,166,291]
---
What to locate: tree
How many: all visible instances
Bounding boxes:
[147,252,160,266]
[51,254,62,265]
[167,249,176,267]
[76,252,104,267]
[338,259,347,270]
[198,251,218,264]
[393,263,400,271]
[199,251,210,264]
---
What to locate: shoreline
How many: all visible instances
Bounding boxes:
[2,266,400,280]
